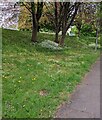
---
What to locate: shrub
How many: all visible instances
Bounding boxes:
[81,23,93,36]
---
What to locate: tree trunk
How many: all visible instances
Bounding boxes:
[54,2,59,43]
[59,30,66,46]
[60,3,80,45]
[32,28,37,43]
[54,29,59,43]
[95,29,98,51]
[31,12,38,42]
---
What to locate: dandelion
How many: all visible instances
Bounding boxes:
[32,77,36,80]
[18,80,21,83]
[4,76,7,79]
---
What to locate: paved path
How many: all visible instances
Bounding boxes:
[55,58,100,118]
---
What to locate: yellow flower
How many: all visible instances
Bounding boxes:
[18,80,21,83]
[4,76,7,79]
[32,77,36,80]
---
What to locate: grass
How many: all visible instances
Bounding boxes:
[2,29,100,118]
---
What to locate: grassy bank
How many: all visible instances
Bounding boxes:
[2,29,100,118]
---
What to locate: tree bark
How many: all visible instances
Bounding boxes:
[55,30,59,43]
[60,3,80,45]
[60,35,66,46]
[31,12,38,42]
[32,27,38,43]
[95,29,98,51]
[60,30,66,46]
[54,2,59,43]
[31,2,38,42]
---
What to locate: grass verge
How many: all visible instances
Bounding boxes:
[2,29,100,118]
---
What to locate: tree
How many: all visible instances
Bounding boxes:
[18,5,32,30]
[99,2,102,32]
[0,2,20,30]
[95,3,100,51]
[44,2,61,43]
[20,2,43,42]
[18,3,46,31]
[74,3,83,37]
[60,2,80,45]
[76,2,100,50]
[45,2,80,45]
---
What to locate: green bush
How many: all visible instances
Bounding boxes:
[81,23,94,36]
[40,22,55,32]
[71,25,78,34]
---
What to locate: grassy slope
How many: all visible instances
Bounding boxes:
[2,29,100,118]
